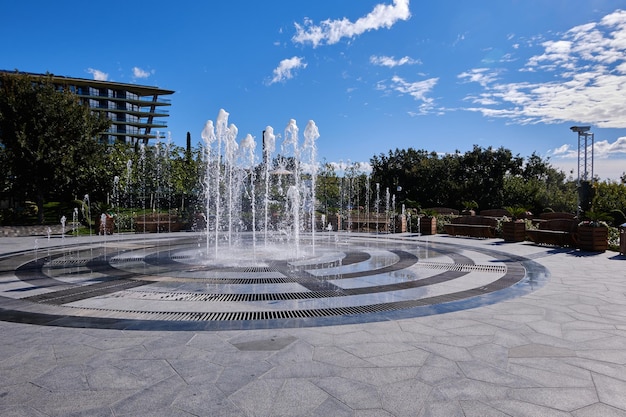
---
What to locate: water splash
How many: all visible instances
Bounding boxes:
[201,110,319,260]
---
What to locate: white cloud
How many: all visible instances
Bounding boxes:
[268,56,307,85]
[548,137,626,166]
[292,0,411,48]
[87,68,108,81]
[461,9,626,132]
[547,136,626,180]
[329,161,372,175]
[550,156,626,181]
[132,67,151,79]
[458,68,500,87]
[594,136,626,158]
[550,143,574,157]
[370,55,420,67]
[388,75,438,102]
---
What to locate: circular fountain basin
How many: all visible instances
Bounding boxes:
[0,233,547,330]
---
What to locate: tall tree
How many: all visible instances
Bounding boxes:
[0,71,110,223]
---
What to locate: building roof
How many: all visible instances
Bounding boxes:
[0,70,175,96]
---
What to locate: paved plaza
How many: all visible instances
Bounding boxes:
[0,232,625,416]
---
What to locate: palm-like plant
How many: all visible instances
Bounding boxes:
[504,206,527,221]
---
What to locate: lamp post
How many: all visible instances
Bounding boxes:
[570,126,594,215]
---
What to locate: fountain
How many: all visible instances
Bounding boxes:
[0,109,548,332]
[200,110,319,261]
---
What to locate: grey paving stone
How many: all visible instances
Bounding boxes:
[593,372,626,411]
[109,375,187,416]
[418,400,465,417]
[412,341,474,361]
[312,345,373,368]
[457,360,536,388]
[563,357,626,381]
[340,366,421,387]
[489,399,577,417]
[341,341,417,359]
[506,362,593,388]
[0,381,44,408]
[572,403,626,417]
[115,407,197,417]
[307,396,353,417]
[214,361,273,396]
[0,405,50,417]
[31,390,126,417]
[227,378,285,415]
[508,343,576,358]
[232,335,297,351]
[380,378,432,416]
[313,376,381,409]
[506,387,599,411]
[467,343,509,368]
[416,364,464,385]
[32,364,90,391]
[436,379,509,401]
[458,400,513,417]
[269,379,330,416]
[1,235,626,415]
[171,385,236,416]
[354,409,395,417]
[167,358,224,385]
[364,347,430,367]
[267,339,313,364]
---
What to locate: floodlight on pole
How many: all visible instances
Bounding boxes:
[570,126,595,215]
[570,126,594,184]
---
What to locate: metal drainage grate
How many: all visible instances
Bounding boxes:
[109,257,146,263]
[113,290,343,302]
[416,262,506,273]
[44,259,90,267]
[56,257,527,323]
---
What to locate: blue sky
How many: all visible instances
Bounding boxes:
[3,0,626,180]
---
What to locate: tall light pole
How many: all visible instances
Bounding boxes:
[570,126,594,215]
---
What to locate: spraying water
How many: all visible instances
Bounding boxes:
[201,110,319,260]
[303,120,320,246]
[263,127,276,246]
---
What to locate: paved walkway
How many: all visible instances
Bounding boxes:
[1,234,625,416]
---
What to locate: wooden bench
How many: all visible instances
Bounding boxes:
[444,215,497,238]
[134,213,183,233]
[426,207,459,215]
[479,209,509,217]
[526,218,576,247]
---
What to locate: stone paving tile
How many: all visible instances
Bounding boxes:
[1,235,626,415]
[506,387,599,411]
[592,373,626,411]
[571,403,626,417]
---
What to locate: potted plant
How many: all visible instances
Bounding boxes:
[461,200,478,216]
[502,206,527,242]
[574,210,610,252]
[419,208,437,235]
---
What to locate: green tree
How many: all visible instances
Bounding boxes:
[503,152,576,214]
[316,161,341,217]
[456,145,523,210]
[592,180,626,225]
[0,71,110,223]
[370,145,578,214]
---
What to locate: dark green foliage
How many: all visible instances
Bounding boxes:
[370,146,579,214]
[0,71,110,223]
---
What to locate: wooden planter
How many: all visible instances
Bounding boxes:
[502,221,525,242]
[96,215,115,235]
[575,226,608,252]
[420,216,437,235]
